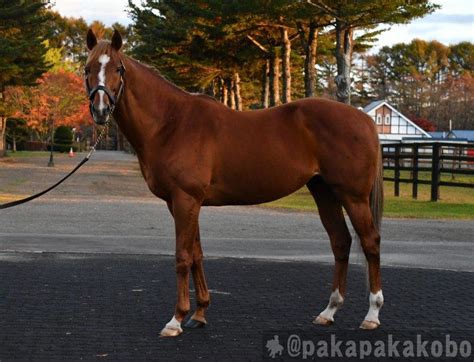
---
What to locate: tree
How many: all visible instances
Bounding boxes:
[129,0,255,108]
[53,125,74,152]
[7,69,90,142]
[0,0,51,156]
[6,118,28,152]
[306,0,438,104]
[297,20,319,97]
[449,42,474,74]
[47,12,89,65]
[409,115,437,132]
[47,13,131,67]
[293,3,334,98]
[365,40,473,130]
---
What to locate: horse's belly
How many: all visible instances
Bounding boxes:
[203,163,318,206]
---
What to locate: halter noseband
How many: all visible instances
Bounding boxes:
[85,59,126,121]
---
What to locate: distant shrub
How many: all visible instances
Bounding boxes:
[54,126,73,144]
[49,126,75,153]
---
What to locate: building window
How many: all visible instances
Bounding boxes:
[384,114,391,125]
[376,115,382,125]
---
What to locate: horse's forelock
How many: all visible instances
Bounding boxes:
[87,41,116,63]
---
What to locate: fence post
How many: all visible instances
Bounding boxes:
[394,145,400,197]
[412,145,418,199]
[431,143,441,201]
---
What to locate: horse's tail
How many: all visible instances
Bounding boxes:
[370,142,384,233]
[361,142,384,291]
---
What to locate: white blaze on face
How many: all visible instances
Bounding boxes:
[97,54,110,111]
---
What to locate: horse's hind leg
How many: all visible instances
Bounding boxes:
[307,177,352,326]
[183,226,211,328]
[342,198,383,330]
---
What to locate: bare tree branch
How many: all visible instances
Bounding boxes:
[247,35,269,53]
[306,0,339,19]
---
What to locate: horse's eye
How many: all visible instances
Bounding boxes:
[84,68,90,76]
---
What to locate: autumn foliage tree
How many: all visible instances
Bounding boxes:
[409,115,437,132]
[364,40,474,130]
[0,0,51,156]
[6,69,90,142]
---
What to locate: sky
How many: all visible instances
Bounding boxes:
[53,0,474,50]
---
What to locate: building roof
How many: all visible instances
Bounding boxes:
[428,131,448,139]
[448,130,474,141]
[362,100,385,113]
[362,100,431,138]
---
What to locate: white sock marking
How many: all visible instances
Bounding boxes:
[364,290,384,324]
[164,316,182,332]
[97,54,110,111]
[318,288,344,322]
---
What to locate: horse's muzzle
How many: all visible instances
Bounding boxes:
[90,103,112,125]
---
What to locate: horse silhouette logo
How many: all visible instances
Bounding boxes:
[266,335,284,358]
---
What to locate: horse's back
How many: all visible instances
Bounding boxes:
[199,97,379,205]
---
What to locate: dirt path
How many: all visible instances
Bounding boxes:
[0,151,153,201]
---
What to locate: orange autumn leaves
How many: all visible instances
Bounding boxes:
[6,69,90,140]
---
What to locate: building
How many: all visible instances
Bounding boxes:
[446,130,474,142]
[363,100,431,142]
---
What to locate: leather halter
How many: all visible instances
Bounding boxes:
[85,59,126,121]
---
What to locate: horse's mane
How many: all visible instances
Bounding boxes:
[124,54,192,97]
[91,41,218,102]
[133,62,219,104]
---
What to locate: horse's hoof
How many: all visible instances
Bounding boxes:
[159,326,183,337]
[313,315,333,326]
[359,320,380,330]
[184,318,207,329]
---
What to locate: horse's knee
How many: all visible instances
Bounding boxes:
[175,251,193,274]
[192,251,203,265]
[331,234,352,262]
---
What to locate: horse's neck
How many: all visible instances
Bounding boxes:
[114,57,190,157]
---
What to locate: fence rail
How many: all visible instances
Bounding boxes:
[381,141,474,201]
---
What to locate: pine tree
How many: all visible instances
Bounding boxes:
[0,0,51,156]
[306,0,439,104]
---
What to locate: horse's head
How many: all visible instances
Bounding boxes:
[85,29,126,125]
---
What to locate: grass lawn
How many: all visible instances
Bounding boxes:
[5,151,52,158]
[263,171,474,220]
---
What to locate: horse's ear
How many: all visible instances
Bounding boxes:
[87,29,97,51]
[111,29,123,51]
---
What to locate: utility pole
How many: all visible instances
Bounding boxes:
[48,118,54,167]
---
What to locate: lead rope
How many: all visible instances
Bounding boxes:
[86,117,111,159]
[0,118,111,210]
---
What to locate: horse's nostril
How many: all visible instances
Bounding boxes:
[102,105,111,116]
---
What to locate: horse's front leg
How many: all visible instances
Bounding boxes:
[160,193,201,337]
[184,226,210,328]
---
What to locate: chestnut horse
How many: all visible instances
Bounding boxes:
[85,30,384,337]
